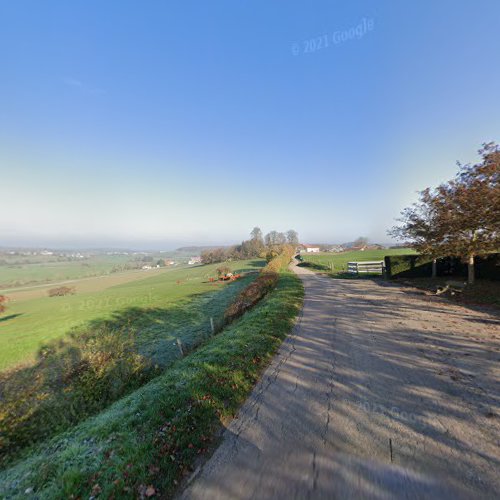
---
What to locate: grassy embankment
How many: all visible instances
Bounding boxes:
[0,251,303,498]
[0,260,263,465]
[299,248,415,277]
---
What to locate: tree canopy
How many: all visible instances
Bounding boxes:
[390,142,500,282]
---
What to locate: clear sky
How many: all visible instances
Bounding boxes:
[1,1,499,249]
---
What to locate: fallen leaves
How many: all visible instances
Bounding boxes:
[138,484,157,498]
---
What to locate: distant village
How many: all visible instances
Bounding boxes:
[0,247,205,271]
[298,242,387,254]
[140,255,201,270]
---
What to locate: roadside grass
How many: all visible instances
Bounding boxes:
[0,262,263,466]
[0,258,303,499]
[0,260,263,371]
[300,248,415,278]
[395,277,500,309]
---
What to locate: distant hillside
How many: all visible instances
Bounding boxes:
[175,246,222,253]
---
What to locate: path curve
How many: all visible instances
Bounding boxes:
[181,262,500,499]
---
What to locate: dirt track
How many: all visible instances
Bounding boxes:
[181,262,500,499]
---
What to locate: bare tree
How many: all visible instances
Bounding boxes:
[354,236,369,248]
[286,229,299,245]
[265,230,279,247]
[250,227,264,243]
[276,232,287,245]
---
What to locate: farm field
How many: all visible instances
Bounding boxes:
[0,254,134,289]
[2,266,178,302]
[300,248,416,277]
[0,249,199,290]
[0,259,264,371]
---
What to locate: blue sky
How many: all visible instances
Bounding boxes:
[1,1,499,249]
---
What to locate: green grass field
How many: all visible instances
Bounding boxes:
[300,248,416,277]
[0,255,133,289]
[0,260,264,371]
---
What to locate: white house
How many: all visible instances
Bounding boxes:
[188,256,202,265]
[300,244,320,253]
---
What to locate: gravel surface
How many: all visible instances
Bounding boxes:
[181,262,500,499]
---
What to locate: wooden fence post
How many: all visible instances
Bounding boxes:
[176,338,184,356]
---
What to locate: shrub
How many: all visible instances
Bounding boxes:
[476,253,500,280]
[384,255,433,278]
[224,272,278,322]
[47,286,75,297]
[224,245,295,322]
[216,265,231,277]
[0,326,156,467]
[263,244,295,273]
[0,295,7,313]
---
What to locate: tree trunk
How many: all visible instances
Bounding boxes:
[467,255,475,284]
[432,259,437,278]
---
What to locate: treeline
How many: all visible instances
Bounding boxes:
[201,227,299,264]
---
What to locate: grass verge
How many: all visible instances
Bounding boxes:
[0,263,303,498]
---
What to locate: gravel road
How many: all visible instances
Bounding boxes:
[181,262,500,499]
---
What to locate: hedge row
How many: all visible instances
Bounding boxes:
[223,246,296,324]
[385,253,500,280]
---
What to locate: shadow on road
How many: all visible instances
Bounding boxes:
[183,268,500,499]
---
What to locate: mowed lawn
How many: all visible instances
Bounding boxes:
[0,260,264,371]
[300,248,416,276]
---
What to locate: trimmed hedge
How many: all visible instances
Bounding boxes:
[384,255,433,278]
[385,253,500,280]
[477,253,500,280]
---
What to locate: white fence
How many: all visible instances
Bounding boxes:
[348,261,385,275]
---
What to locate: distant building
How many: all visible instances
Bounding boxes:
[188,256,202,265]
[142,265,152,270]
[300,244,320,253]
[327,245,344,253]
